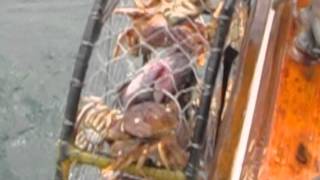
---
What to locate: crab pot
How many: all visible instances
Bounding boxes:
[54,0,249,179]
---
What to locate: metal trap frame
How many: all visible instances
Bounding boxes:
[53,0,245,179]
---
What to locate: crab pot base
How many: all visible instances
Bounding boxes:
[57,142,186,180]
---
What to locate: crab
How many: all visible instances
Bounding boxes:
[74,96,128,152]
[112,0,214,66]
[162,0,219,25]
[103,101,187,173]
[74,97,188,178]
[131,0,218,25]
[118,51,195,108]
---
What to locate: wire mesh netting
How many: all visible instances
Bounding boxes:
[65,0,248,179]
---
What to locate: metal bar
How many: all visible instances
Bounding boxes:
[55,0,110,179]
[184,0,237,179]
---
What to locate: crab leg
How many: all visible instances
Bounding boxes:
[166,140,188,169]
[158,142,171,170]
[75,103,110,151]
[113,28,140,57]
[113,8,151,19]
[75,101,97,128]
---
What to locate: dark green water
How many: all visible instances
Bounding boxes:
[0,0,92,179]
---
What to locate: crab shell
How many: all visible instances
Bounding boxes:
[122,101,179,139]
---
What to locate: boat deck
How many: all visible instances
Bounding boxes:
[210,0,320,179]
[244,0,320,179]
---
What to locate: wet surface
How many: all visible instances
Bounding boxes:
[0,0,92,179]
[244,1,320,179]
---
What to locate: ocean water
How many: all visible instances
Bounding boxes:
[0,0,92,179]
